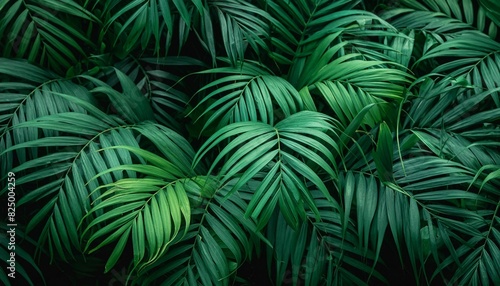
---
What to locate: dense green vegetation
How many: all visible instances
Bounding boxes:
[1,0,499,285]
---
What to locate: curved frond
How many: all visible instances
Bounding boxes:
[0,59,96,179]
[0,0,97,74]
[211,0,271,65]
[0,225,44,285]
[416,32,500,107]
[192,63,304,130]
[2,120,141,262]
[194,111,340,229]
[382,0,499,38]
[134,177,261,285]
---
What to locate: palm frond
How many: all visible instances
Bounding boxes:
[0,0,98,74]
[266,188,387,286]
[286,32,412,129]
[0,59,93,179]
[0,225,44,286]
[80,122,198,272]
[211,0,271,65]
[98,0,195,55]
[437,207,500,285]
[382,0,499,38]
[134,177,262,285]
[262,0,365,65]
[2,124,141,262]
[194,111,340,229]
[416,32,500,107]
[192,62,304,130]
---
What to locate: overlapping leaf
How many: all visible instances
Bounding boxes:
[266,188,387,286]
[1,118,142,261]
[0,59,97,181]
[211,0,271,65]
[0,0,97,73]
[417,32,500,107]
[134,177,262,285]
[194,111,340,229]
[382,0,499,38]
[79,68,155,123]
[0,225,44,286]
[192,62,304,130]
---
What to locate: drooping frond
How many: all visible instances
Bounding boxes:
[0,0,98,74]
[133,177,263,285]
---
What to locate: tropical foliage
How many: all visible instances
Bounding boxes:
[1,0,499,285]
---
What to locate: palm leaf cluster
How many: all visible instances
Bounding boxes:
[1,0,499,285]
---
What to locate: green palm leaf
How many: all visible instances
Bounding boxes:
[0,225,44,286]
[0,59,96,179]
[212,0,271,65]
[1,0,499,284]
[2,123,142,262]
[383,0,499,38]
[194,111,339,229]
[416,32,500,107]
[83,176,192,272]
[135,178,262,285]
[80,123,197,272]
[266,189,387,285]
[0,0,97,74]
[192,62,304,130]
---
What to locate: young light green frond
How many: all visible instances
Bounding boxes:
[133,179,261,285]
[83,176,191,272]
